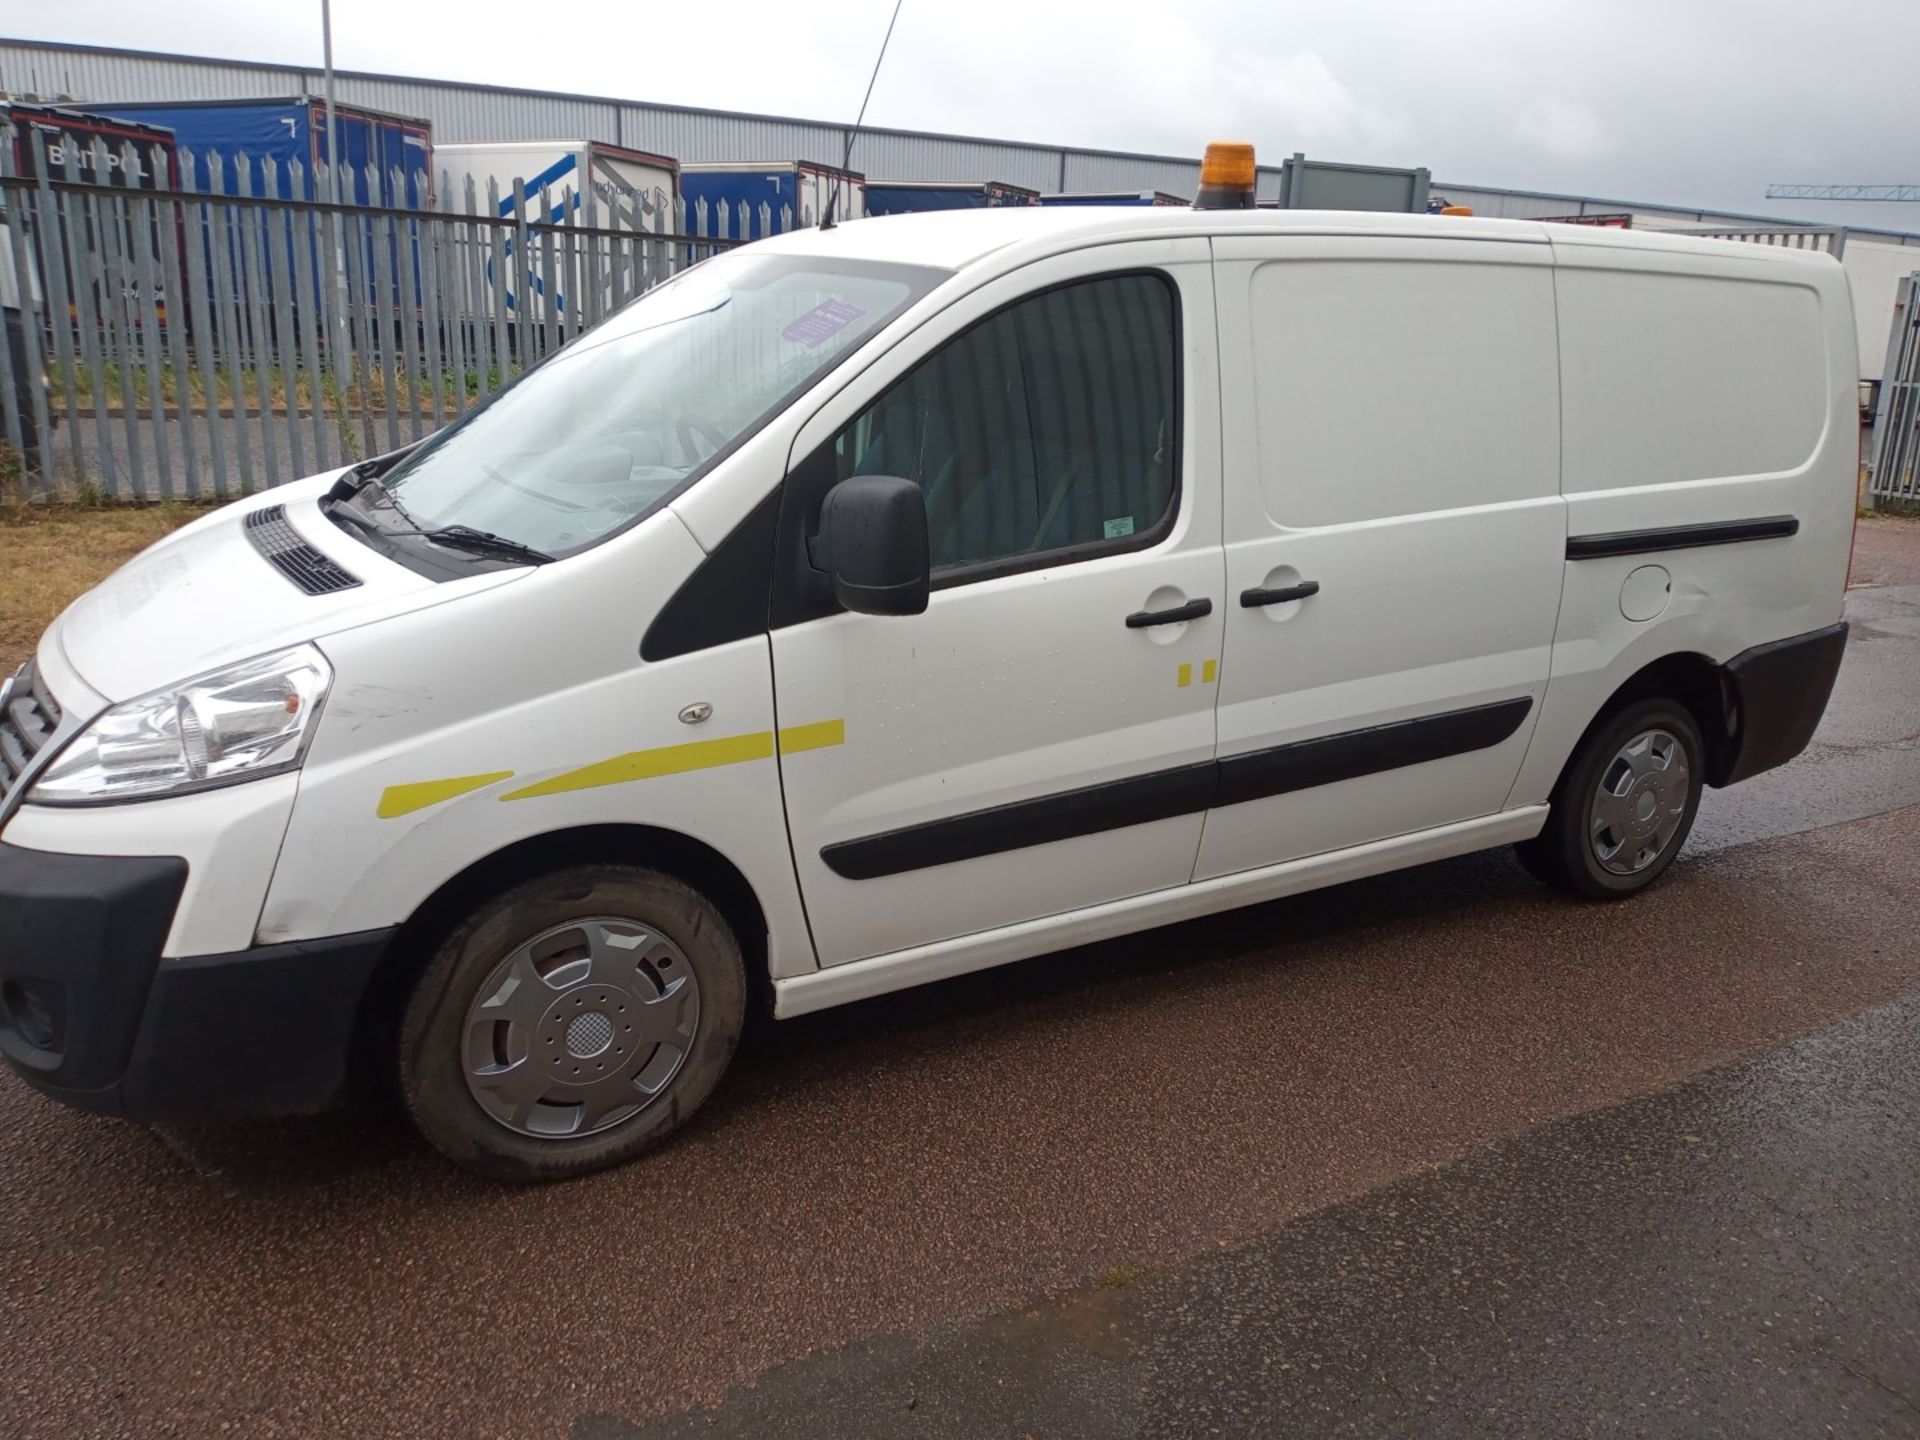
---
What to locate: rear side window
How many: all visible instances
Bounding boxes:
[831,272,1178,578]
[1556,267,1826,493]
[1248,255,1560,528]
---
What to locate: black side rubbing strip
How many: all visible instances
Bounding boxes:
[1565,515,1799,561]
[821,697,1536,880]
[1214,697,1533,810]
[820,762,1218,881]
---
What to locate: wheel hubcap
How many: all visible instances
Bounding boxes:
[461,917,700,1139]
[1590,727,1691,877]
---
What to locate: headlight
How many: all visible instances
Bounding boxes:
[28,645,332,806]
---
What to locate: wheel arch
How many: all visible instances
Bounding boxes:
[352,823,775,1085]
[1553,651,1737,800]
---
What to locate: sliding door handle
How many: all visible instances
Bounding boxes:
[1240,580,1320,607]
[1125,597,1213,629]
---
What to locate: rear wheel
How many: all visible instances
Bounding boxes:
[1517,698,1704,901]
[398,864,745,1182]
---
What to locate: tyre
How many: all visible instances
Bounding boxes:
[1516,697,1704,901]
[398,864,746,1182]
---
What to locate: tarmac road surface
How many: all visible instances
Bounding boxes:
[1,518,1917,1438]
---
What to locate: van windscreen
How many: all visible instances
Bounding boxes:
[373,252,948,559]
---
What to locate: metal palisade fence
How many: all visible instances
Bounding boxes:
[0,133,795,501]
[1869,271,1920,510]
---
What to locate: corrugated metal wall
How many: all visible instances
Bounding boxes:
[0,41,290,103]
[1430,179,1920,247]
[0,38,1284,199]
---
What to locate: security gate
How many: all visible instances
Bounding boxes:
[1869,272,1920,509]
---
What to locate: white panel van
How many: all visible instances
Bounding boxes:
[0,188,1855,1179]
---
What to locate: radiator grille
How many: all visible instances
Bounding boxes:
[0,661,64,804]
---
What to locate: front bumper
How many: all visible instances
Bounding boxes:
[0,843,392,1120]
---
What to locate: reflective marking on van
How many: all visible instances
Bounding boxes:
[1177,663,1193,688]
[496,719,846,802]
[377,771,516,819]
[500,732,775,801]
[1203,659,1218,684]
[778,719,845,754]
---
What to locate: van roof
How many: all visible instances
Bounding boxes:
[750,205,1844,274]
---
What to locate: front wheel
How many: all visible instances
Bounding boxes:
[1517,698,1704,901]
[398,864,746,1182]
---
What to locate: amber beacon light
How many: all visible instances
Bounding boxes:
[1195,142,1257,210]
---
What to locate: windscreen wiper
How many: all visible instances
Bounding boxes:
[411,525,557,566]
[325,461,422,526]
[325,493,553,566]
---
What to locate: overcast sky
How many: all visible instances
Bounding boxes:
[14,0,1920,230]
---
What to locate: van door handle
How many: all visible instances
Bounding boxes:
[1125,597,1213,629]
[1240,580,1320,607]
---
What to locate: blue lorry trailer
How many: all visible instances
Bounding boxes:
[84,97,432,206]
[864,180,1040,214]
[1038,190,1189,207]
[680,161,865,232]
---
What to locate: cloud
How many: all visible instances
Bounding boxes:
[1515,97,1614,163]
[12,0,1920,230]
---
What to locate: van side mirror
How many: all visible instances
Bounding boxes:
[809,475,930,616]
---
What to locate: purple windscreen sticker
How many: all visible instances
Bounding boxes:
[781,298,867,348]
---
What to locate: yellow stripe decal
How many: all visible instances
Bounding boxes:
[377,771,515,820]
[1177,663,1192,688]
[494,718,845,803]
[1203,658,1217,684]
[778,718,846,754]
[500,730,776,801]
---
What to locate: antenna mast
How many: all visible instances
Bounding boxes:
[822,0,906,229]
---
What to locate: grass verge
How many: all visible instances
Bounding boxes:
[0,503,210,675]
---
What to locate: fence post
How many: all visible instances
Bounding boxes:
[93,139,143,497]
[64,139,119,495]
[30,132,84,491]
[287,159,331,470]
[511,176,533,372]
[261,158,306,478]
[581,175,604,329]
[318,159,354,448]
[0,164,24,471]
[362,161,398,454]
[464,176,492,407]
[179,150,230,499]
[390,165,425,443]
[418,185,446,439]
[233,152,282,488]
[0,144,52,492]
[487,177,513,393]
[456,176,487,410]
[123,140,172,497]
[206,155,255,494]
[153,141,196,498]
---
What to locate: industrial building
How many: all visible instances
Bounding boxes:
[4,33,1919,383]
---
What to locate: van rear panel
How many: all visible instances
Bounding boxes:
[1509,235,1856,807]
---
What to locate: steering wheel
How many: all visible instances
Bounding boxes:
[675,414,730,466]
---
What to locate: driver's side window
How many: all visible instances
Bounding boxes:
[830,271,1179,579]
